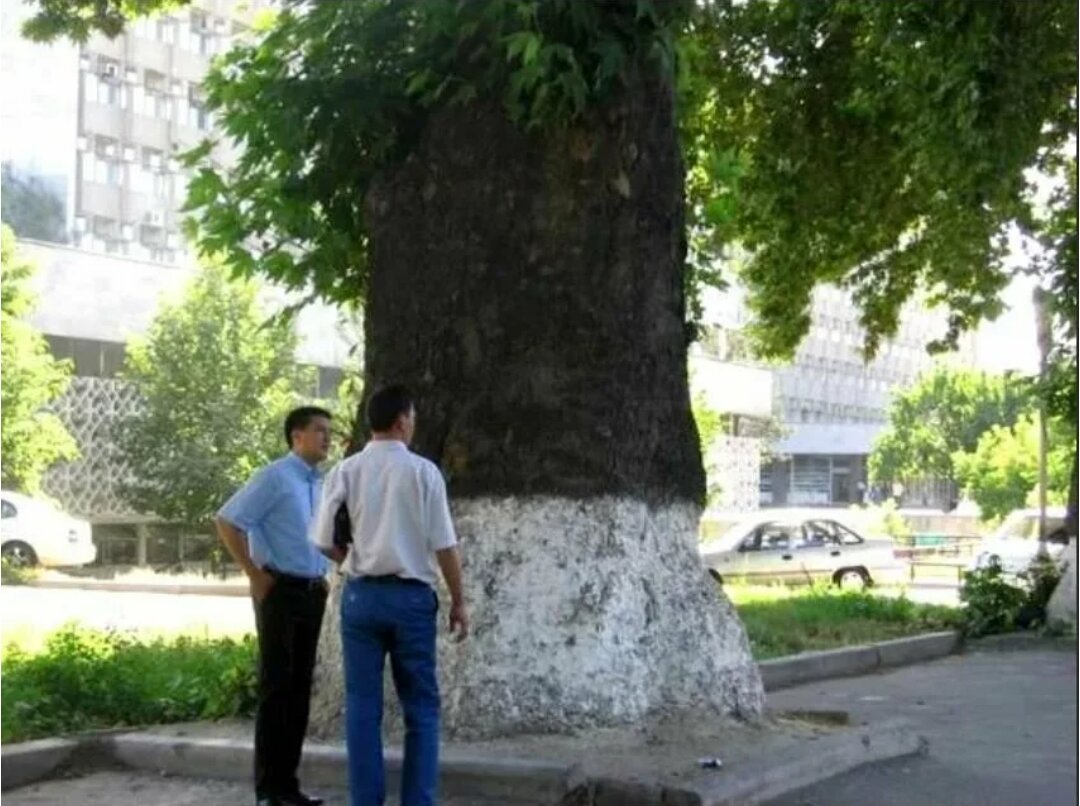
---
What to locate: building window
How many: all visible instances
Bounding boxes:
[187,85,209,130]
[188,12,213,56]
[83,139,123,186]
[156,17,176,44]
[46,337,126,378]
[791,456,830,506]
[135,71,172,120]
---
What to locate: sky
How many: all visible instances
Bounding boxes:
[975,276,1040,375]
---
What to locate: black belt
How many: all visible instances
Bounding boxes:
[353,574,430,588]
[267,569,325,591]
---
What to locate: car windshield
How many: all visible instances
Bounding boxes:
[703,521,759,551]
[993,512,1067,540]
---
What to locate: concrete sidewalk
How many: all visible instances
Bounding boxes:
[3,709,926,805]
[764,640,1078,806]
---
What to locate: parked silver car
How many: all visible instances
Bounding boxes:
[699,515,903,589]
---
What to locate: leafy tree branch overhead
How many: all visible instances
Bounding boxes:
[24,0,1077,362]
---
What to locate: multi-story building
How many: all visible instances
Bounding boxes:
[2,0,267,261]
[766,286,977,508]
[694,284,978,510]
[1,1,356,565]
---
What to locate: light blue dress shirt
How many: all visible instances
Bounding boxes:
[218,452,328,578]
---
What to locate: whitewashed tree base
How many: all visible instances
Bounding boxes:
[1047,540,1077,630]
[309,496,764,740]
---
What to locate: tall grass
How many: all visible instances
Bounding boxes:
[2,625,257,743]
[727,584,961,660]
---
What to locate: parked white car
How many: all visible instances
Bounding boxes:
[700,514,904,589]
[0,491,96,567]
[969,507,1070,577]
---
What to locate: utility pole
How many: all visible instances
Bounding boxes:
[1034,288,1052,541]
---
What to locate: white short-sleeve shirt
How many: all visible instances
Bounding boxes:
[310,440,457,586]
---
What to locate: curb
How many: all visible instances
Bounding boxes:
[25,579,248,597]
[97,733,570,802]
[695,717,926,805]
[759,631,961,691]
[1,738,79,791]
[4,720,926,805]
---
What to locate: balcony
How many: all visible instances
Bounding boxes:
[82,102,124,140]
[79,182,123,219]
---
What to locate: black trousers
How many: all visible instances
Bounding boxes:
[253,576,328,798]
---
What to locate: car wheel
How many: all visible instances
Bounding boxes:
[707,568,724,586]
[835,568,869,591]
[1,541,38,567]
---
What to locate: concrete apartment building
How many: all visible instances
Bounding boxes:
[2,0,267,261]
[1,0,356,564]
[767,286,977,508]
[694,284,978,511]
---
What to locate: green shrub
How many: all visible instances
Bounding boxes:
[960,559,1026,636]
[1,556,38,585]
[960,555,1063,637]
[1,625,257,743]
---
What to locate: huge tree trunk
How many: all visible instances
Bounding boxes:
[310,63,763,740]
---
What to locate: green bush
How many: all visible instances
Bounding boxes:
[1,625,257,743]
[960,555,1063,637]
[0,556,38,585]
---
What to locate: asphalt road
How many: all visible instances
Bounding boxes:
[766,644,1079,806]
[0,584,254,649]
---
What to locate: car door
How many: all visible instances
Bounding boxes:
[703,524,756,582]
[743,522,804,583]
[797,520,842,583]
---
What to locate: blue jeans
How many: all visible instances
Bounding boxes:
[341,578,440,806]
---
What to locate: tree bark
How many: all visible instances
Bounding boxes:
[311,62,763,739]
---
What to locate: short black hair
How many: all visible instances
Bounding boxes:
[367,385,414,432]
[284,406,332,447]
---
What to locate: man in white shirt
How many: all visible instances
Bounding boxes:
[311,385,467,806]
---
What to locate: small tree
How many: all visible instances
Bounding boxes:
[869,367,1033,490]
[117,264,314,528]
[954,415,1072,522]
[0,226,79,492]
[0,164,68,244]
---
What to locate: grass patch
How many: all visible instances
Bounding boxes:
[727,584,961,660]
[2,624,257,743]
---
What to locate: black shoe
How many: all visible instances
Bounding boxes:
[278,793,324,806]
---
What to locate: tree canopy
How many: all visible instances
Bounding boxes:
[0,164,69,244]
[954,413,1071,521]
[0,226,79,493]
[869,366,1032,487]
[116,263,314,527]
[21,0,1075,361]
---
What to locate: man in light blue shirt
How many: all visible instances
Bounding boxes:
[216,406,333,806]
